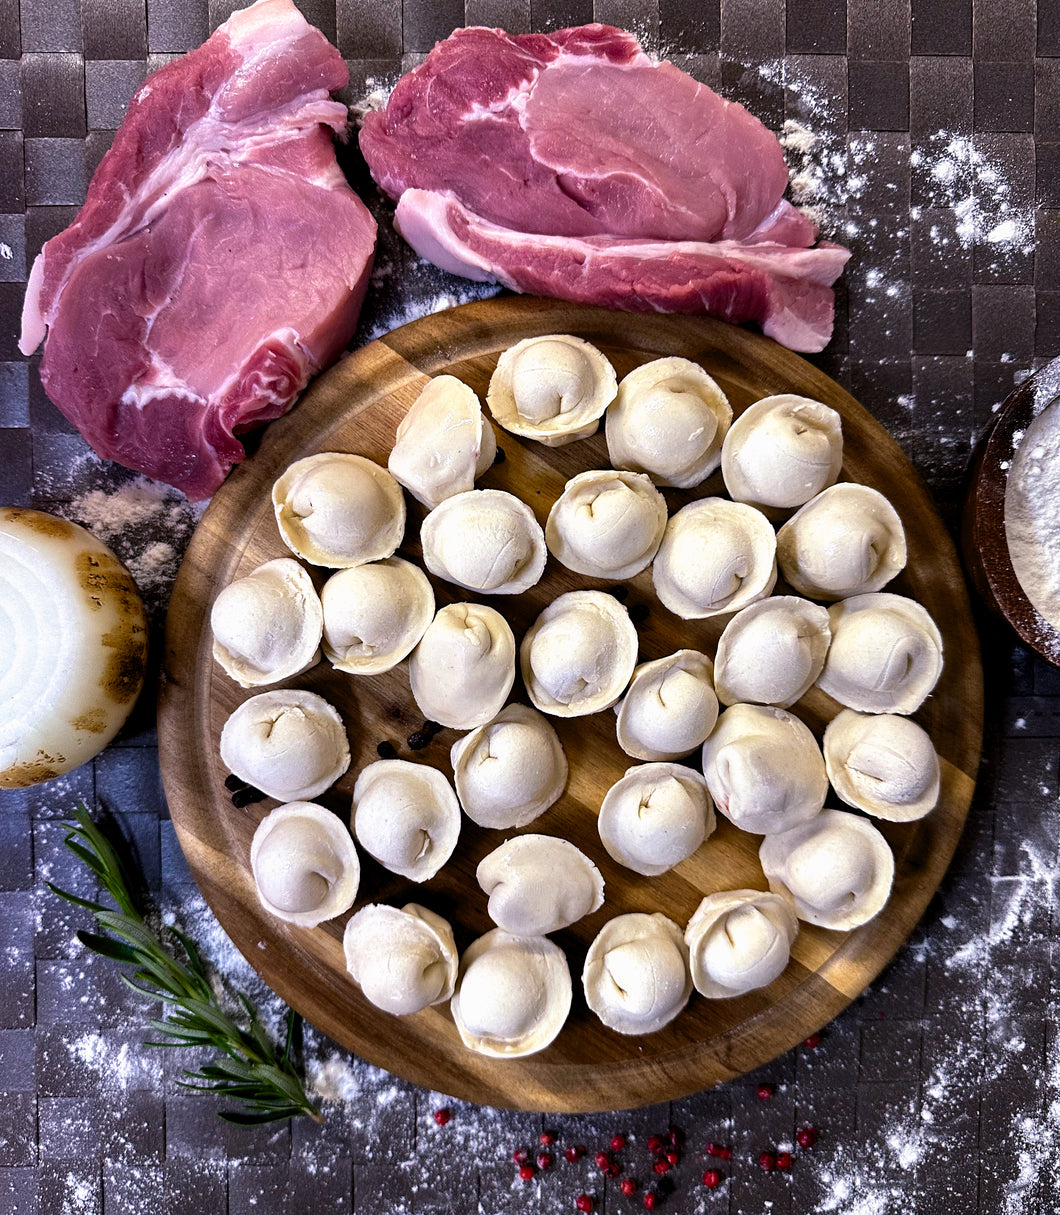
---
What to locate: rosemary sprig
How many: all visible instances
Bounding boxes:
[48,803,323,1125]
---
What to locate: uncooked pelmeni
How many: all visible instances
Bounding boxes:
[776,483,907,600]
[605,357,732,488]
[321,557,434,674]
[545,469,667,580]
[816,592,943,714]
[722,394,843,517]
[250,801,360,928]
[759,807,895,930]
[211,558,322,688]
[521,590,638,718]
[684,889,798,999]
[409,602,516,729]
[486,334,617,446]
[220,689,349,802]
[351,759,461,882]
[652,498,777,620]
[615,650,719,762]
[387,374,496,508]
[713,596,831,708]
[450,704,567,829]
[343,903,458,1016]
[824,709,940,821]
[583,913,692,1035]
[450,929,572,1057]
[701,703,827,836]
[272,452,405,568]
[476,835,604,936]
[420,489,546,595]
[598,763,716,876]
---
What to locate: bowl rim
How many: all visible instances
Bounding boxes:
[965,358,1060,666]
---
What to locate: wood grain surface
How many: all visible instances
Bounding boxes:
[158,296,983,1113]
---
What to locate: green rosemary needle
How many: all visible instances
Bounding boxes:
[48,803,323,1125]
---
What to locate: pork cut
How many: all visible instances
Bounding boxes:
[20,0,376,500]
[359,24,848,352]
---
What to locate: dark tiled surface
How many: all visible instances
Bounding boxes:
[1,1,1059,1212]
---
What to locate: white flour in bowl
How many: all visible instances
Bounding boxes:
[1004,361,1060,629]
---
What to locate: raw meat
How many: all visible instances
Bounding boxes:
[20,0,376,500]
[359,24,848,352]
[394,190,849,353]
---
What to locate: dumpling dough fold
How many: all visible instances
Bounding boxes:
[321,556,434,674]
[721,394,843,518]
[487,334,617,446]
[409,602,516,729]
[759,808,895,930]
[824,709,940,821]
[220,689,350,802]
[701,703,827,836]
[598,762,715,876]
[615,650,719,762]
[606,357,732,488]
[387,374,496,508]
[583,913,692,1035]
[351,759,461,882]
[477,835,604,936]
[652,498,776,620]
[684,889,797,999]
[250,801,360,928]
[713,596,831,708]
[776,483,907,600]
[343,903,458,1015]
[211,557,322,688]
[451,704,568,829]
[451,929,572,1057]
[545,469,667,580]
[420,489,546,595]
[816,592,943,714]
[521,590,638,717]
[273,452,405,568]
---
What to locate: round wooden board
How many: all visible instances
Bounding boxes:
[159,296,983,1113]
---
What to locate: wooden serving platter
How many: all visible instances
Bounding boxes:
[159,296,983,1113]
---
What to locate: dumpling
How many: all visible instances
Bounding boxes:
[652,498,777,620]
[816,593,943,714]
[211,558,322,688]
[486,334,617,446]
[701,703,827,835]
[824,709,940,821]
[521,590,638,717]
[684,889,798,999]
[545,469,667,580]
[387,374,496,508]
[220,689,350,802]
[583,913,692,1035]
[722,395,843,517]
[713,596,831,708]
[273,452,405,568]
[250,801,360,928]
[450,704,568,829]
[420,489,546,595]
[605,357,732,488]
[343,903,458,1016]
[776,483,907,600]
[321,557,434,674]
[476,835,604,936]
[597,763,716,876]
[450,929,572,1057]
[615,650,719,762]
[409,602,516,729]
[351,759,461,882]
[759,808,895,930]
